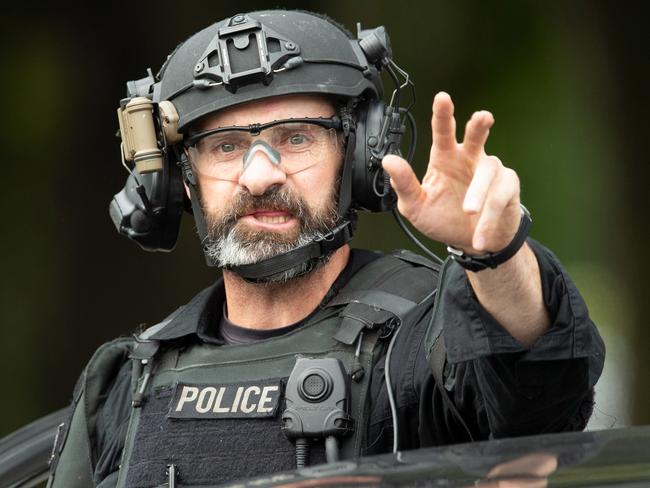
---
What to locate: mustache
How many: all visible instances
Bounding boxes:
[206,185,310,236]
[234,187,307,220]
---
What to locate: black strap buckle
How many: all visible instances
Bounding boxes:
[193,14,301,92]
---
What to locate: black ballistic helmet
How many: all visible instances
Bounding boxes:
[158,10,385,131]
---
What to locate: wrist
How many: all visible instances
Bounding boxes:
[447,204,532,272]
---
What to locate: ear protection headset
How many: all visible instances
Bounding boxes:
[110,11,421,281]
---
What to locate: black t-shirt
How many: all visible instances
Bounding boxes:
[219,309,304,344]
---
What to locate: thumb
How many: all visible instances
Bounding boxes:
[381,154,422,217]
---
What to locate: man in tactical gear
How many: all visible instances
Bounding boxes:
[48,9,604,488]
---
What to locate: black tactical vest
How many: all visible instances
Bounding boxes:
[55,251,447,488]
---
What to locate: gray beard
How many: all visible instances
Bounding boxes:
[203,185,339,283]
[204,229,332,283]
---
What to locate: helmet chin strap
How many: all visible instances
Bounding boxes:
[179,124,358,284]
[225,218,355,283]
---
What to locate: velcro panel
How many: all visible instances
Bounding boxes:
[125,386,325,487]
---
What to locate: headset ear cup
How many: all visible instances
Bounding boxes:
[153,153,185,250]
[110,151,185,252]
[350,99,397,212]
[137,152,185,251]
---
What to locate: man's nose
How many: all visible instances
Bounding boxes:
[237,150,287,196]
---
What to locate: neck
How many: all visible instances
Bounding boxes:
[222,245,350,329]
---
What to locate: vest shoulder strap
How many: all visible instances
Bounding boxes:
[128,305,187,405]
[326,251,441,345]
[134,304,186,341]
[326,250,447,390]
[128,311,184,407]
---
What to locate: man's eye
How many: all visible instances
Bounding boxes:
[289,134,306,145]
[220,143,236,153]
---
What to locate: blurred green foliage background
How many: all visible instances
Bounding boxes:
[1,1,648,436]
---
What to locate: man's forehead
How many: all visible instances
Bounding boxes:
[195,94,336,131]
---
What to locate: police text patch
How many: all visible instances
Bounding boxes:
[168,379,283,419]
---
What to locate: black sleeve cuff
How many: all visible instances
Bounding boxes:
[436,238,604,376]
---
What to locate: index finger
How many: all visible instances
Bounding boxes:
[431,92,457,152]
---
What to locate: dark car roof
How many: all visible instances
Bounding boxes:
[220,425,650,487]
[2,409,650,488]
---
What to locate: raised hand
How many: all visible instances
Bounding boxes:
[382,92,521,256]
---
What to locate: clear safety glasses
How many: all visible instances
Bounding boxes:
[184,117,343,181]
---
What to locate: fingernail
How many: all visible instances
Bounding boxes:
[464,197,479,213]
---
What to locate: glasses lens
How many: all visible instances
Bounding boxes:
[188,121,339,180]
